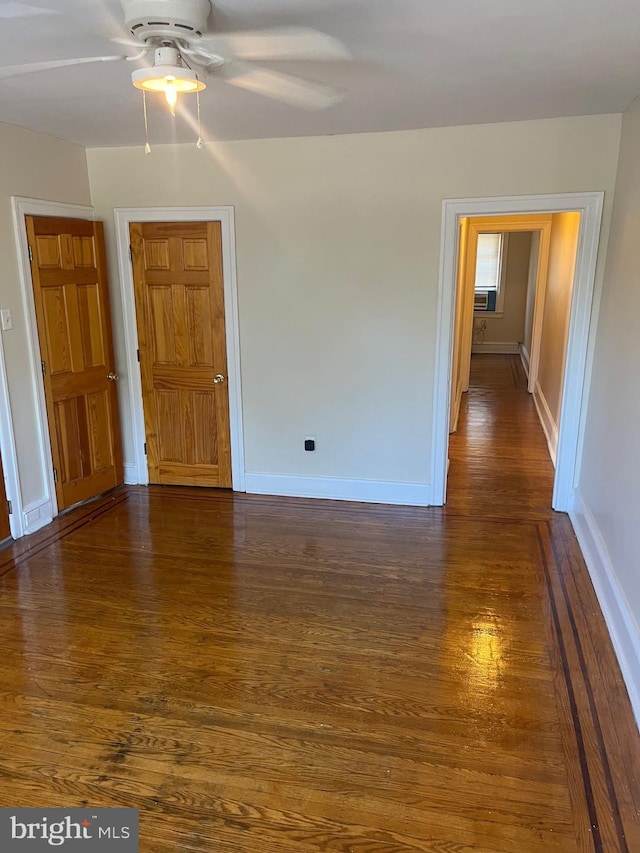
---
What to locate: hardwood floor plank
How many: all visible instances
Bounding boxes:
[0,354,637,851]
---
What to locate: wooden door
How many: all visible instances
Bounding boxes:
[130,221,232,487]
[0,452,11,541]
[26,216,124,511]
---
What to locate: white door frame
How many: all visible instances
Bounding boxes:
[432,192,604,511]
[114,206,245,491]
[11,196,96,534]
[0,329,23,539]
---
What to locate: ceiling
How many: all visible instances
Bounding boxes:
[1,0,640,148]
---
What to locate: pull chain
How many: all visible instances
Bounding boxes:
[142,87,203,152]
[143,90,151,154]
[196,87,204,149]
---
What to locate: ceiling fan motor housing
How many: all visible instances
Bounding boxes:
[153,45,183,67]
[121,0,211,42]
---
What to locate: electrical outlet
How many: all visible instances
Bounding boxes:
[304,437,315,451]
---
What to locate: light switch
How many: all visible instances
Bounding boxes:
[0,309,13,331]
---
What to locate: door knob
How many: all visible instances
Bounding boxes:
[213,374,226,384]
[107,372,119,381]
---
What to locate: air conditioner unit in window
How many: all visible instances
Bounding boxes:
[474,292,489,310]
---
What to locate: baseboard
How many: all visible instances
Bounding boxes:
[532,381,558,466]
[519,343,530,378]
[472,341,520,354]
[123,463,138,485]
[570,490,640,730]
[244,473,431,506]
[23,497,54,535]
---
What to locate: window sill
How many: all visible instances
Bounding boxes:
[474,311,504,318]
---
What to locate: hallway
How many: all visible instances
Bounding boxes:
[448,353,555,520]
[0,355,637,851]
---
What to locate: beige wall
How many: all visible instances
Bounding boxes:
[0,122,91,507]
[537,213,581,425]
[86,114,621,490]
[579,96,640,628]
[481,232,532,344]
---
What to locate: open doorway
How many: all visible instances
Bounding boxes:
[449,214,552,433]
[450,211,580,471]
[431,193,604,511]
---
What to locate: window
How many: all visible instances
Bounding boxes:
[474,232,508,313]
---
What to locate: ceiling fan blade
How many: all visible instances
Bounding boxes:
[0,55,126,80]
[199,27,350,61]
[223,61,342,110]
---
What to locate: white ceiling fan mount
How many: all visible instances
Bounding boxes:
[121,0,211,46]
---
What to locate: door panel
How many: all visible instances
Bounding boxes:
[26,216,124,510]
[131,221,232,488]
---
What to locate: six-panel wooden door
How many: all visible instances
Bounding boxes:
[130,221,232,487]
[26,216,124,511]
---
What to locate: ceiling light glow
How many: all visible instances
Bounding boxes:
[131,46,205,117]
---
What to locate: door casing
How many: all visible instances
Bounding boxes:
[0,327,21,538]
[433,192,604,511]
[114,206,245,491]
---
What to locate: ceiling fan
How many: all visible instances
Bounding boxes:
[0,0,350,113]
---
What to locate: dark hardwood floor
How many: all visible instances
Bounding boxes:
[0,353,638,851]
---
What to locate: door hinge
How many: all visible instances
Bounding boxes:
[53,468,58,483]
[137,348,140,362]
[41,360,46,376]
[129,244,133,262]
[144,442,147,455]
[28,244,33,262]
[7,500,12,515]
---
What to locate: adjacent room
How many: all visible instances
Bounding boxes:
[0,1,639,850]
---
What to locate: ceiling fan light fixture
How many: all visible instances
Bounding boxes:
[132,45,205,114]
[132,65,205,95]
[132,63,205,114]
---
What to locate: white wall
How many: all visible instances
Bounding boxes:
[86,114,621,498]
[0,122,91,508]
[575,96,640,720]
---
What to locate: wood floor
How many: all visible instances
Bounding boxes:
[0,353,638,851]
